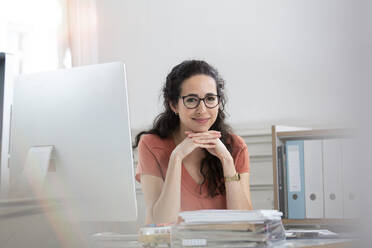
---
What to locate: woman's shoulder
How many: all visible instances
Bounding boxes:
[139,133,172,150]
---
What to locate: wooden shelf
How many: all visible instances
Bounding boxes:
[277,129,354,140]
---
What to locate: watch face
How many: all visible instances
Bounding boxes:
[235,173,240,181]
[225,173,240,182]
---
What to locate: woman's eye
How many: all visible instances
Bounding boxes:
[206,96,216,102]
[186,97,198,103]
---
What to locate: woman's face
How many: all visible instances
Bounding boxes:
[172,74,219,133]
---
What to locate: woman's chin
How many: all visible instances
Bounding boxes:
[191,126,211,133]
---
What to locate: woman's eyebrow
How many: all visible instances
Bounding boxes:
[205,93,218,96]
[183,93,199,97]
[183,93,217,97]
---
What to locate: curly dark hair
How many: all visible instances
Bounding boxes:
[133,60,233,197]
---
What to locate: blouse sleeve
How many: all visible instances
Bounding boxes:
[234,144,250,174]
[135,136,163,183]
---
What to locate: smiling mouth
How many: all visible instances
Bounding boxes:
[192,118,210,124]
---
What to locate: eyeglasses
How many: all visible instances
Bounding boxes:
[181,94,220,109]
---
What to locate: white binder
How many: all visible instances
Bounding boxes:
[341,139,359,218]
[304,140,324,218]
[323,139,344,218]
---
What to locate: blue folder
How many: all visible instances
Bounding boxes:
[285,140,305,219]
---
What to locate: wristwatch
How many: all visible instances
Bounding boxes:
[224,173,240,182]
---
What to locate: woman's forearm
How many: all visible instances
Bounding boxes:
[222,157,252,210]
[152,153,183,223]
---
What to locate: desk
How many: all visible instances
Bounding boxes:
[278,239,355,248]
[91,233,355,248]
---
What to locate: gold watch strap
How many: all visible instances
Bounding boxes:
[224,173,240,182]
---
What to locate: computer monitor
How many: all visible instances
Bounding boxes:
[0,52,16,198]
[8,62,137,222]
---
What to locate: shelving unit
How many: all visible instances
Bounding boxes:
[271,125,356,227]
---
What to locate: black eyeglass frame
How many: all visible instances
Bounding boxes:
[180,94,221,109]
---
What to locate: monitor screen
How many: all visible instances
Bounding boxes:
[0,52,6,181]
[8,62,137,222]
[0,52,15,198]
[0,53,5,142]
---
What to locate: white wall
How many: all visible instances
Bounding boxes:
[95,0,366,131]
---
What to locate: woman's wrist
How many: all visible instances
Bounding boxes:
[170,150,184,164]
[220,154,233,165]
[221,155,236,177]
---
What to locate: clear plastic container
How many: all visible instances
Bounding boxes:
[91,232,142,248]
[138,226,171,248]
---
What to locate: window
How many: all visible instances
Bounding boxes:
[0,0,71,74]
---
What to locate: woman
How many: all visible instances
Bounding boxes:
[134,60,252,225]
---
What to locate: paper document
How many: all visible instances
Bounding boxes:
[179,209,282,223]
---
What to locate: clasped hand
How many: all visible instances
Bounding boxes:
[173,130,232,162]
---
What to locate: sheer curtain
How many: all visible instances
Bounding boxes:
[66,0,98,66]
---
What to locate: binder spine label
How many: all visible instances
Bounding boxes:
[288,145,302,192]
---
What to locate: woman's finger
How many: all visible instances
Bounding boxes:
[194,143,216,149]
[191,137,220,142]
[193,139,218,144]
[186,130,220,136]
[188,132,220,138]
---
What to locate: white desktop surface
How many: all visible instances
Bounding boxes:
[91,232,355,248]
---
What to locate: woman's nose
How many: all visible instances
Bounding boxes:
[196,99,207,112]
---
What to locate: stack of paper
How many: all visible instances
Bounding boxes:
[172,210,285,247]
[179,209,283,223]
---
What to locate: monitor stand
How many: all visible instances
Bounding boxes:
[0,146,56,218]
[15,145,54,198]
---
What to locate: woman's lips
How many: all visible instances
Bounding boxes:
[192,118,210,124]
